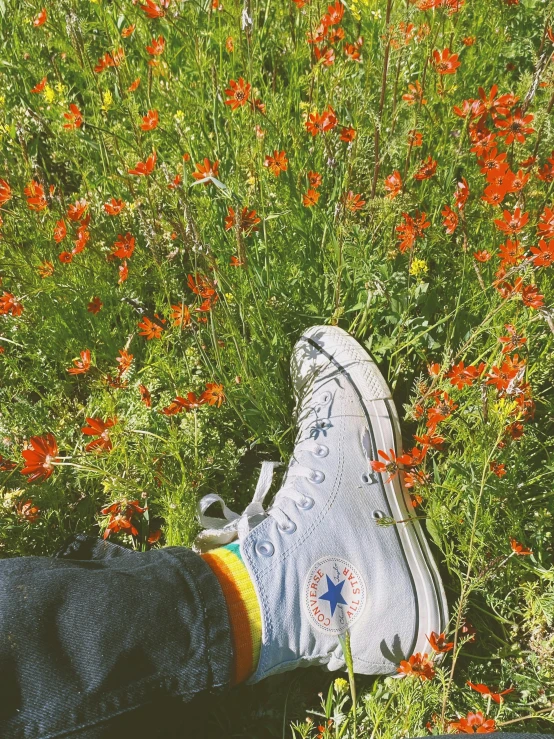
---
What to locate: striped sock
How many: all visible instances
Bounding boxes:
[201,542,262,685]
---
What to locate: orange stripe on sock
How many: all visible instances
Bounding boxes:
[202,550,255,685]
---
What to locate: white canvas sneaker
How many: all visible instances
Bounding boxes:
[196,325,448,682]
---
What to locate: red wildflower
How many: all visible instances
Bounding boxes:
[111,232,136,259]
[521,284,544,309]
[305,107,338,135]
[0,178,12,206]
[63,104,83,130]
[31,76,47,93]
[345,191,365,212]
[21,434,59,482]
[225,78,251,109]
[192,158,219,182]
[398,653,435,681]
[24,180,47,211]
[0,292,23,316]
[59,251,73,263]
[384,171,403,198]
[499,324,526,353]
[371,448,412,483]
[15,499,41,522]
[308,171,322,188]
[201,382,225,407]
[489,461,506,477]
[122,24,136,37]
[53,220,67,243]
[224,206,261,232]
[496,108,535,145]
[498,239,524,267]
[146,36,165,56]
[162,392,206,415]
[427,392,457,428]
[139,384,152,407]
[38,261,55,278]
[138,315,165,339]
[414,156,437,180]
[494,207,529,235]
[303,189,320,207]
[82,417,117,452]
[322,0,344,25]
[67,349,91,375]
[396,211,430,253]
[446,361,484,390]
[474,250,492,262]
[442,204,458,234]
[486,354,525,392]
[128,78,141,92]
[427,631,454,653]
[530,239,554,267]
[171,303,191,327]
[403,80,426,105]
[140,0,167,18]
[449,711,496,734]
[101,499,146,539]
[467,681,514,703]
[478,84,516,119]
[128,151,157,176]
[67,199,88,221]
[33,8,47,26]
[537,152,554,183]
[140,110,159,131]
[88,297,103,314]
[116,349,134,376]
[340,126,356,142]
[264,151,288,177]
[455,177,469,210]
[104,198,126,216]
[510,538,532,556]
[538,207,554,241]
[408,129,423,146]
[433,48,460,75]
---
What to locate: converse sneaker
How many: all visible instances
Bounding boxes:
[195,325,448,682]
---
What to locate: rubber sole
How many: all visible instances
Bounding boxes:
[300,325,449,658]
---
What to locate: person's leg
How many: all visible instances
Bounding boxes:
[0,534,232,738]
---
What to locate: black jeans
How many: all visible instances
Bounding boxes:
[2,536,554,739]
[0,535,232,739]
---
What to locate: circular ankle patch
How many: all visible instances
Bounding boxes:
[303,557,366,635]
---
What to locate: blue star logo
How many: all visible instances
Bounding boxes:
[318,575,347,617]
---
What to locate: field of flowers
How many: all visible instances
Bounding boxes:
[1,0,554,735]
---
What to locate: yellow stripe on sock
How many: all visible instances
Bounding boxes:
[201,542,262,684]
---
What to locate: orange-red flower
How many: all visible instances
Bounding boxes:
[308,171,322,188]
[340,126,356,142]
[128,78,141,92]
[494,207,529,235]
[192,158,219,182]
[33,8,47,26]
[225,77,251,109]
[104,198,126,216]
[21,434,59,482]
[397,653,435,681]
[538,207,554,241]
[433,48,461,75]
[467,681,514,703]
[67,349,91,375]
[496,108,535,145]
[116,349,134,375]
[403,80,426,105]
[162,392,206,415]
[510,538,532,556]
[490,461,506,477]
[442,204,458,234]
[15,499,41,522]
[486,354,525,392]
[146,36,165,56]
[305,107,338,136]
[63,103,83,130]
[264,150,288,177]
[521,284,544,309]
[31,76,48,93]
[140,0,167,18]
[0,292,23,316]
[414,156,437,180]
[88,297,103,314]
[171,303,191,327]
[140,110,159,131]
[396,211,430,252]
[427,631,454,653]
[138,315,165,339]
[67,199,88,221]
[224,206,261,232]
[446,361,485,389]
[128,151,157,176]
[499,324,526,353]
[101,499,146,538]
[53,219,67,243]
[139,384,152,407]
[303,189,320,207]
[201,382,225,407]
[38,261,55,278]
[24,180,47,211]
[384,170,403,198]
[371,448,413,483]
[111,232,136,259]
[427,391,457,428]
[0,178,12,206]
[449,711,496,734]
[345,191,365,212]
[122,24,136,37]
[322,0,344,25]
[82,417,117,452]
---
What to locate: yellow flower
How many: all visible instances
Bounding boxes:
[409,258,428,279]
[101,90,113,111]
[44,85,55,103]
[334,678,349,695]
[55,82,66,94]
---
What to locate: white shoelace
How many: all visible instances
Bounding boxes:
[193,441,323,553]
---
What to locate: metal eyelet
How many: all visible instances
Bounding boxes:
[255,540,275,557]
[317,391,332,405]
[309,470,325,484]
[313,444,329,458]
[296,495,315,510]
[372,510,386,520]
[278,520,297,534]
[361,472,372,483]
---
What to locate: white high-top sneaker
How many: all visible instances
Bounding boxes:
[196,325,448,682]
